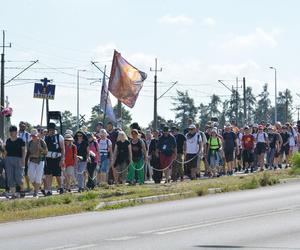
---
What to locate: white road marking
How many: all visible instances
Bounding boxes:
[63,244,97,250]
[44,244,78,250]
[106,236,138,241]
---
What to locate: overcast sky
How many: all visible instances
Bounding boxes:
[1,0,300,127]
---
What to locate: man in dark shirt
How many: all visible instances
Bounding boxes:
[267,126,280,169]
[106,122,118,185]
[279,125,290,168]
[171,126,186,181]
[222,123,238,175]
[158,126,177,183]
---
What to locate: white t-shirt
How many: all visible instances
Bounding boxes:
[289,130,297,147]
[19,131,31,146]
[98,138,112,154]
[186,133,202,154]
[256,132,268,143]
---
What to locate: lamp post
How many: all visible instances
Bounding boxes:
[77,69,86,131]
[269,67,277,123]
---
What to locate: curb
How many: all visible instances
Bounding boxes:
[95,192,192,209]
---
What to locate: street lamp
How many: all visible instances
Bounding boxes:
[77,69,86,131]
[269,67,277,123]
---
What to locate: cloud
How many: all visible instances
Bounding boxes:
[201,17,216,27]
[222,28,282,49]
[94,43,116,61]
[158,14,194,25]
[209,60,260,76]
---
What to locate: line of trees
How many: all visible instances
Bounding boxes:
[172,83,294,130]
[61,83,294,133]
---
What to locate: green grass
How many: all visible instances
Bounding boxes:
[0,170,298,223]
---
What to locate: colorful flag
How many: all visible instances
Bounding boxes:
[108,50,147,108]
[100,75,116,122]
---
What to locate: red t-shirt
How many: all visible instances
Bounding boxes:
[242,134,255,150]
[65,144,77,167]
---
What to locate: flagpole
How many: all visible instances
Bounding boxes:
[102,65,108,124]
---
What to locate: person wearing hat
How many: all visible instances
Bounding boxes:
[207,128,222,177]
[170,126,186,182]
[241,126,255,173]
[44,123,65,196]
[222,123,239,175]
[64,134,77,192]
[86,133,100,189]
[157,126,177,183]
[26,129,48,197]
[185,124,203,180]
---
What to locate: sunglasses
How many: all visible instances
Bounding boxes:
[77,134,83,137]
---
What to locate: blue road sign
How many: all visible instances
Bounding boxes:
[33,83,56,100]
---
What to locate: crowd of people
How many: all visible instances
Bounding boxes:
[0,118,299,199]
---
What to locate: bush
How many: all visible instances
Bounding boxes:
[240,177,259,190]
[291,153,300,168]
[259,172,279,186]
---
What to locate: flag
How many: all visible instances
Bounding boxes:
[100,75,116,122]
[108,50,147,108]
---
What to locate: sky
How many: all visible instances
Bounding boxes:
[1,0,300,128]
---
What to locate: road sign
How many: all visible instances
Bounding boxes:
[33,83,56,100]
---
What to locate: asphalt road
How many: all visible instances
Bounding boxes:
[1,181,300,250]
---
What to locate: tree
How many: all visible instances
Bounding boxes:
[207,94,221,118]
[148,115,168,129]
[219,100,229,128]
[61,110,78,133]
[198,103,210,129]
[255,84,272,123]
[244,87,256,124]
[225,89,243,126]
[172,90,198,130]
[272,89,293,123]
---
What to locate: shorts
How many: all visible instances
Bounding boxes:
[256,142,266,155]
[224,149,234,162]
[243,150,254,163]
[64,166,75,178]
[185,154,198,170]
[99,155,110,174]
[45,157,62,177]
[280,145,290,156]
[28,161,44,184]
[159,153,173,169]
[5,156,24,188]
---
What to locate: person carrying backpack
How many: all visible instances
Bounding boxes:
[27,129,48,197]
[44,123,65,196]
[64,133,77,192]
[207,128,222,177]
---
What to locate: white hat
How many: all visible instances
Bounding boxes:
[65,129,73,136]
[189,124,196,129]
[211,128,218,134]
[64,134,74,141]
[30,129,38,136]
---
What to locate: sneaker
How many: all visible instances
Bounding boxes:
[46,191,52,196]
[59,188,64,194]
[20,191,26,198]
[41,189,46,196]
[33,192,38,198]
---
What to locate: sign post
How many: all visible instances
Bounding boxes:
[33,78,55,126]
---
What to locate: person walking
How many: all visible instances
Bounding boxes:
[4,125,26,198]
[256,125,269,171]
[157,126,177,183]
[64,133,77,192]
[86,133,99,189]
[207,128,222,177]
[148,130,161,184]
[127,129,147,185]
[97,129,113,186]
[185,124,202,180]
[44,123,65,196]
[27,129,48,197]
[112,131,132,184]
[18,121,31,192]
[241,126,255,173]
[74,131,89,192]
[171,126,186,182]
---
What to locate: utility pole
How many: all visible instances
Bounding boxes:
[0,30,11,139]
[243,77,247,124]
[285,89,288,123]
[40,78,51,126]
[150,58,162,130]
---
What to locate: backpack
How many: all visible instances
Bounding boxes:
[256,132,267,142]
[209,137,221,149]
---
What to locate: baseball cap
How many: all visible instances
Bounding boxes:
[30,129,38,136]
[189,124,196,129]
